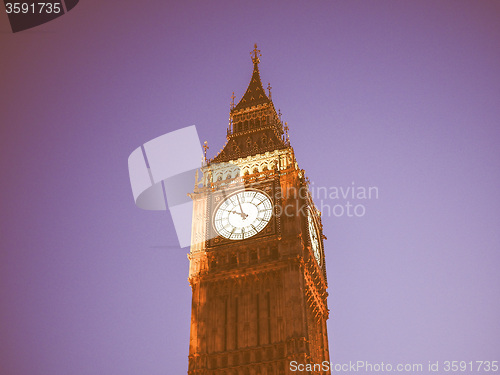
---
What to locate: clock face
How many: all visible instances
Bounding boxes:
[214,190,273,240]
[308,210,321,265]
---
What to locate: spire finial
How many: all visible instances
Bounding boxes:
[251,43,261,65]
[203,141,209,163]
[230,91,236,110]
[267,82,272,99]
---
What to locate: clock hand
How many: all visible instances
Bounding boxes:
[236,195,248,219]
[230,210,247,218]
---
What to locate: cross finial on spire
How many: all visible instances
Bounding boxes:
[267,82,272,99]
[251,43,261,65]
[230,91,236,110]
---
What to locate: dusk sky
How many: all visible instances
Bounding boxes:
[1,1,499,374]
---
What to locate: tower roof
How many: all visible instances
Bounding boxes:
[211,45,287,164]
[233,44,271,111]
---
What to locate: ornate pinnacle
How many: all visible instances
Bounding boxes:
[251,43,261,65]
[267,82,272,99]
[230,91,235,110]
[284,121,290,144]
[203,141,209,163]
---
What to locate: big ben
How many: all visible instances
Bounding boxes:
[188,45,330,375]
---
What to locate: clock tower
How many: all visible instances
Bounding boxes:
[187,45,330,375]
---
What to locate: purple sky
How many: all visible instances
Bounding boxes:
[1,1,499,374]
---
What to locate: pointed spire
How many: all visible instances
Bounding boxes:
[233,44,271,111]
[212,45,289,164]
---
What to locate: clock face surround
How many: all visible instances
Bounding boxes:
[308,209,321,265]
[214,190,273,240]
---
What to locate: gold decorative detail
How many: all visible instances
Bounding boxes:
[251,43,261,64]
